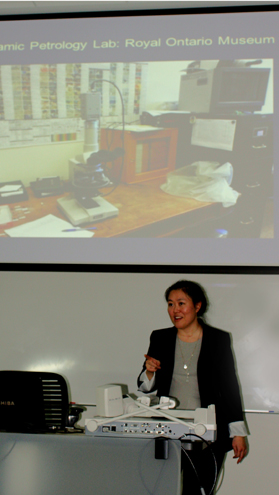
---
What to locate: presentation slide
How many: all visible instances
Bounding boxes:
[0,9,277,264]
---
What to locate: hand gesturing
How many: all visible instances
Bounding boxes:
[144,354,161,379]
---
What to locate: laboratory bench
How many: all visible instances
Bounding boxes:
[0,179,220,238]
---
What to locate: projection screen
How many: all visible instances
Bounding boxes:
[0,7,277,265]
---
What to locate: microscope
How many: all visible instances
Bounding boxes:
[57,91,124,226]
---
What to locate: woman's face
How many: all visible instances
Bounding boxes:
[167,289,201,331]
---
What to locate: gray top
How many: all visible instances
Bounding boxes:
[169,336,202,410]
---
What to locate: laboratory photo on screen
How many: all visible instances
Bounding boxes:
[0,57,274,241]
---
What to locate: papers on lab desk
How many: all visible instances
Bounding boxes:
[0,205,12,225]
[191,119,237,151]
[0,184,22,193]
[0,184,24,197]
[4,214,94,238]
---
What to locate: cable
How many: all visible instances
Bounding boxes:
[90,79,125,196]
[0,438,17,463]
[181,445,206,495]
[179,433,218,495]
[65,426,85,433]
[214,462,225,493]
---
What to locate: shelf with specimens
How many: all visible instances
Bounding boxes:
[0,62,147,149]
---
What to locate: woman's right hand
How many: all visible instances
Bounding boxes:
[144,354,161,380]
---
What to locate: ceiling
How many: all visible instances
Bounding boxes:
[0,1,278,16]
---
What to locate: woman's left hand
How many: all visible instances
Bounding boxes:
[232,436,248,464]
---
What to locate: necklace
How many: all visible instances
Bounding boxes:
[177,336,200,382]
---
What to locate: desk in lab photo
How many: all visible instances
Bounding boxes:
[0,179,219,238]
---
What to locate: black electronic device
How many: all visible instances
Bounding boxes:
[30,176,64,198]
[178,60,270,114]
[155,437,169,459]
[0,371,69,433]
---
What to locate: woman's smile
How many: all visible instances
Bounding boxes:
[167,289,201,333]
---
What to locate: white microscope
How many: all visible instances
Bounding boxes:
[57,91,124,226]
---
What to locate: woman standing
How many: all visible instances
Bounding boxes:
[138,280,248,494]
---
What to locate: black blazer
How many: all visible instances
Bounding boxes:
[137,321,244,452]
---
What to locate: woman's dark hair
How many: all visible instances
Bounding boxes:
[164,280,209,318]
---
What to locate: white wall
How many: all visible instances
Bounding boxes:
[144,61,190,110]
[220,412,279,495]
[0,141,83,187]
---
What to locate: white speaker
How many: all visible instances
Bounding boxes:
[96,384,124,417]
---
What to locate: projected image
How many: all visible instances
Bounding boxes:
[0,59,273,239]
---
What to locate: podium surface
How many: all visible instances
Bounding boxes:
[0,432,181,495]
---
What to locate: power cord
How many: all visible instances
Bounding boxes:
[179,433,218,495]
[215,462,225,493]
[0,437,17,463]
[181,445,206,495]
[90,79,125,197]
[138,439,168,495]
